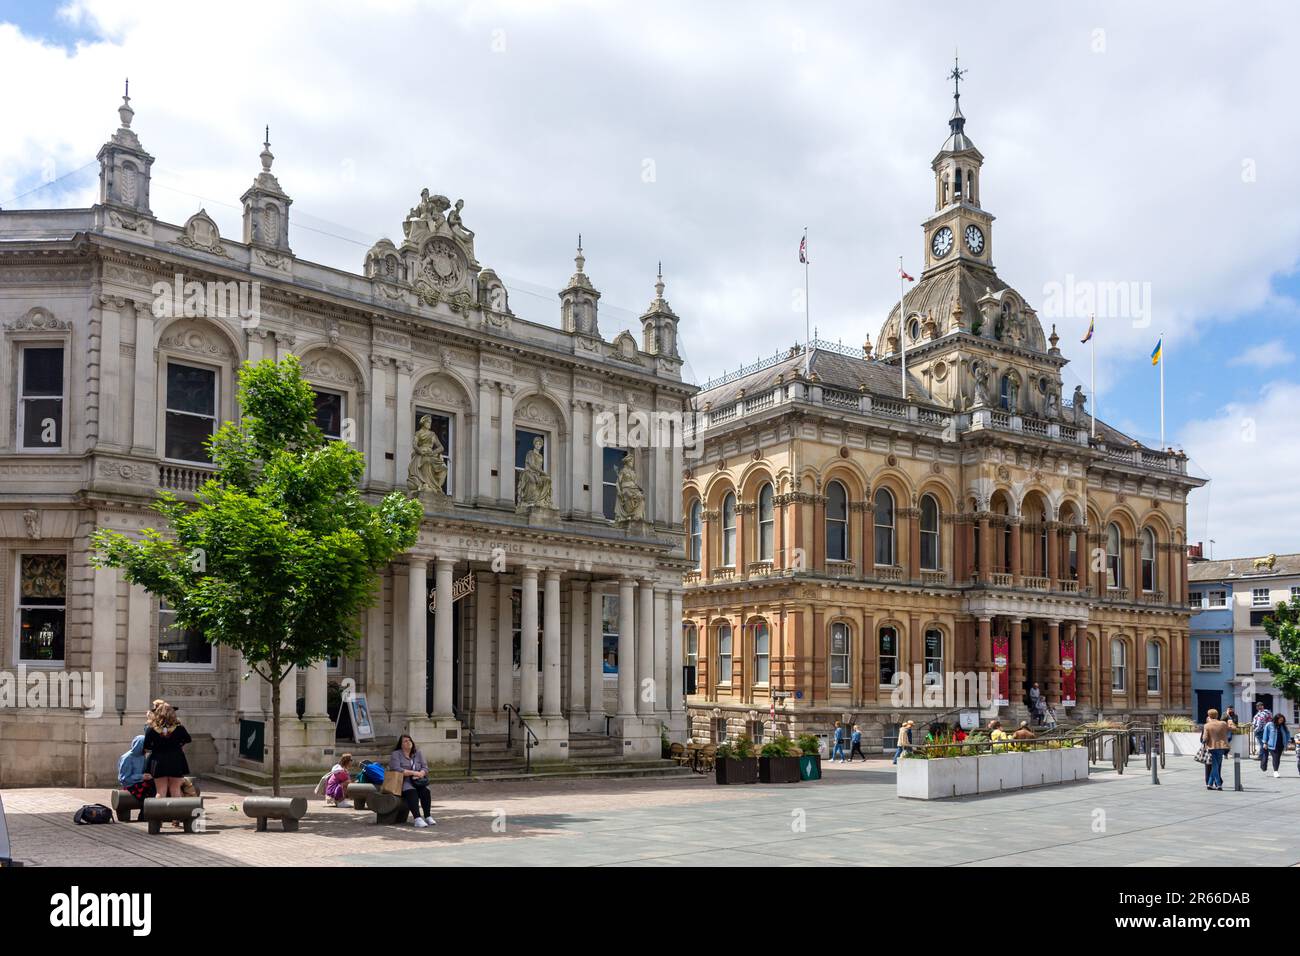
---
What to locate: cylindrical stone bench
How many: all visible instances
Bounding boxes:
[243,796,309,832]
[141,797,205,835]
[367,791,410,826]
[110,789,144,822]
[345,782,377,810]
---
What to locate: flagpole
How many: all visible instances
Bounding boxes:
[803,227,810,347]
[898,256,908,400]
[1159,331,1165,449]
[1089,312,1096,440]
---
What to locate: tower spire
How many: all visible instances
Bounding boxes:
[947,52,967,134]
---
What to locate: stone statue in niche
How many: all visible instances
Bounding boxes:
[1072,385,1087,426]
[613,453,646,523]
[1046,385,1060,419]
[972,361,991,407]
[515,436,553,511]
[407,415,448,497]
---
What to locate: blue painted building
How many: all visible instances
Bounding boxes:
[1187,573,1235,723]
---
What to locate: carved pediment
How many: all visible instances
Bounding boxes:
[158,319,234,359]
[175,209,230,258]
[4,307,70,332]
[302,351,361,388]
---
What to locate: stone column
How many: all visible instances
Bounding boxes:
[519,567,540,716]
[91,564,118,709]
[407,557,428,718]
[1009,618,1024,704]
[1047,620,1062,704]
[978,515,991,580]
[907,507,921,581]
[125,583,152,717]
[95,296,123,450]
[669,588,684,723]
[542,570,562,717]
[498,384,515,505]
[618,577,637,717]
[274,331,297,362]
[568,579,586,728]
[670,440,684,526]
[496,575,514,715]
[1047,524,1060,584]
[130,301,156,455]
[305,660,328,718]
[569,402,585,516]
[589,404,604,515]
[1009,518,1022,584]
[392,566,409,714]
[637,578,656,715]
[1076,628,1090,708]
[278,666,298,717]
[237,651,262,714]
[364,574,386,713]
[474,573,496,724]
[367,356,391,488]
[588,585,605,725]
[1100,632,1113,709]
[654,588,670,722]
[477,378,494,504]
[432,558,454,718]
[977,616,992,671]
[394,360,414,489]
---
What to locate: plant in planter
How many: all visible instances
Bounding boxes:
[796,733,823,780]
[759,735,802,783]
[715,734,759,785]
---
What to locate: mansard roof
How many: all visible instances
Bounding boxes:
[696,345,930,409]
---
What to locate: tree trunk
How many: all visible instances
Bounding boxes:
[270,665,281,797]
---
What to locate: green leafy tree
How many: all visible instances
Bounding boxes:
[1262,595,1300,705]
[93,356,422,794]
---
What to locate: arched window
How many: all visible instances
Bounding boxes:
[879,626,899,687]
[721,493,736,567]
[758,483,774,562]
[1110,639,1127,691]
[1141,528,1156,592]
[688,500,702,569]
[717,622,733,686]
[1000,374,1011,411]
[830,622,850,685]
[826,480,848,562]
[1039,509,1049,575]
[924,628,944,686]
[954,167,963,198]
[920,494,940,570]
[1106,523,1123,588]
[753,620,770,684]
[1067,527,1079,579]
[873,488,895,567]
[1146,640,1161,692]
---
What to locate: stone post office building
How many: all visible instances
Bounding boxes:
[681,90,1206,747]
[0,94,694,786]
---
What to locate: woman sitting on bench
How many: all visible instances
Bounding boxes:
[389,735,436,829]
[117,734,155,801]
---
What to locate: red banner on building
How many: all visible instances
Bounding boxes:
[992,636,1009,707]
[1060,634,1076,707]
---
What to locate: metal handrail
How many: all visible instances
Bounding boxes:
[502,704,540,773]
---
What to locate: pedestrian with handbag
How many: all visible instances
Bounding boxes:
[1200,708,1231,791]
[389,733,436,828]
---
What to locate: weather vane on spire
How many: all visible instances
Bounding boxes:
[948,52,967,104]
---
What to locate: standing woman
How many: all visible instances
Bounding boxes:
[389,734,436,828]
[1262,714,1291,779]
[1200,708,1231,791]
[144,699,192,798]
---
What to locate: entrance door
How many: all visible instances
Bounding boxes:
[425,600,462,718]
[1195,690,1222,724]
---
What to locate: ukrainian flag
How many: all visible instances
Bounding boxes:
[1080,317,1094,344]
[1151,338,1162,366]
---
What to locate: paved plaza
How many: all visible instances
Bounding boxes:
[5,755,1299,867]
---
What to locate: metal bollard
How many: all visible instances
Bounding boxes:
[1151,747,1159,785]
[1233,753,1243,791]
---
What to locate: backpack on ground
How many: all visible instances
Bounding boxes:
[360,761,385,786]
[73,804,114,825]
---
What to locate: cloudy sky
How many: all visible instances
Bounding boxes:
[2,0,1298,558]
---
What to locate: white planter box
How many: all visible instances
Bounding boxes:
[1061,746,1089,782]
[1020,749,1059,788]
[1230,734,1250,758]
[1163,732,1202,756]
[976,752,1022,793]
[897,755,979,799]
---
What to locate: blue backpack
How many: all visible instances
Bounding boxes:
[360,761,385,786]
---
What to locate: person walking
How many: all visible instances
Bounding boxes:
[1043,701,1058,732]
[831,721,847,762]
[143,699,191,799]
[389,734,436,828]
[849,724,866,762]
[892,720,914,764]
[1261,714,1291,778]
[1201,708,1232,791]
[1252,701,1272,761]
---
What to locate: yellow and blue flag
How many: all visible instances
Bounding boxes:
[1151,338,1162,366]
[1080,317,1094,344]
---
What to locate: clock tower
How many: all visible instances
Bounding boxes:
[921,57,994,274]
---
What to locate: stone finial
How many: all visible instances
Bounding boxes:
[260,126,274,173]
[118,78,134,129]
[575,234,585,274]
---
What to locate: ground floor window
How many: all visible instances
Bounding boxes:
[1110,641,1126,692]
[1146,642,1160,692]
[159,599,213,668]
[830,622,850,685]
[752,620,770,684]
[879,626,898,686]
[601,594,619,674]
[924,628,943,686]
[17,553,66,662]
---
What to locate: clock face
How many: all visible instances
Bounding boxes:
[965,224,985,255]
[931,226,954,258]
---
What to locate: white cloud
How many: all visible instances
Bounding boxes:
[1227,339,1295,369]
[1180,381,1300,557]
[1,1,1299,387]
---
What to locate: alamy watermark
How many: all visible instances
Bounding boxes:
[0,665,104,717]
[1040,274,1151,328]
[152,272,261,328]
[592,403,702,458]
